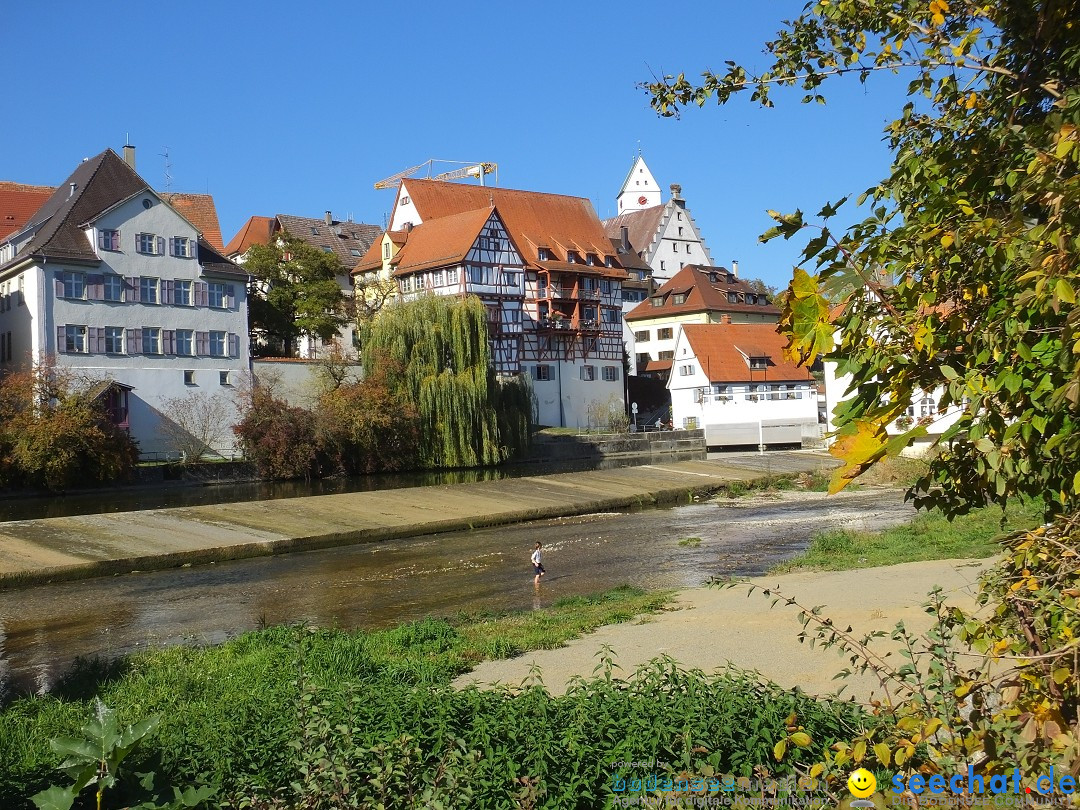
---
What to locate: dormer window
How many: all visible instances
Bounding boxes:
[728,292,738,304]
[383,242,391,258]
[567,251,580,264]
[749,357,768,370]
[672,293,688,305]
[586,253,598,266]
[605,255,614,268]
[538,247,551,261]
[650,296,664,307]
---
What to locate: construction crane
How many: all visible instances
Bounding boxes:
[374,159,497,190]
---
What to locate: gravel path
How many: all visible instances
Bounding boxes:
[454,557,992,703]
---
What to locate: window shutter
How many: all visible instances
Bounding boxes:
[226,284,235,309]
[98,231,106,250]
[54,271,65,298]
[196,331,209,356]
[157,236,165,256]
[228,333,240,358]
[161,280,173,305]
[126,277,139,302]
[195,282,208,307]
[87,274,103,301]
[168,237,176,257]
[163,329,175,355]
[131,329,144,353]
[111,231,120,251]
[57,325,66,353]
[95,327,106,353]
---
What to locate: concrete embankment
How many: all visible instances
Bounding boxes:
[0,452,834,588]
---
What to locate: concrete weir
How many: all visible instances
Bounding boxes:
[0,453,835,588]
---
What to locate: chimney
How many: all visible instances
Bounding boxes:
[731,260,739,278]
[620,226,630,252]
[68,182,77,198]
[403,221,413,234]
[324,210,333,226]
[670,183,683,202]
[123,144,136,171]
[722,314,732,324]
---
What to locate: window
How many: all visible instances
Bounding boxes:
[105,327,123,354]
[64,325,87,353]
[383,242,391,259]
[350,248,362,257]
[321,246,332,253]
[170,237,193,258]
[749,357,768,370]
[136,233,161,254]
[919,396,937,417]
[660,261,666,271]
[657,327,673,340]
[658,350,674,360]
[432,270,444,286]
[209,331,226,358]
[140,277,159,304]
[602,366,619,382]
[468,266,484,285]
[310,227,319,236]
[678,227,683,236]
[533,365,553,381]
[98,229,120,251]
[61,271,85,299]
[538,247,551,261]
[176,329,194,356]
[677,212,683,220]
[18,274,24,306]
[672,293,688,305]
[567,251,579,264]
[634,330,649,341]
[636,353,650,368]
[401,276,412,293]
[400,196,410,205]
[602,308,619,324]
[415,273,426,289]
[679,364,695,376]
[651,296,664,307]
[184,370,195,385]
[580,365,595,381]
[683,416,698,429]
[503,270,519,287]
[104,275,123,302]
[479,236,498,251]
[728,292,738,304]
[174,280,192,306]
[672,242,678,253]
[447,268,459,284]
[220,371,231,386]
[208,282,227,308]
[142,327,161,354]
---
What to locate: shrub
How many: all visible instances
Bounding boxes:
[232,388,321,480]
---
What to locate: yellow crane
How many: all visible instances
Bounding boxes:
[373,159,497,190]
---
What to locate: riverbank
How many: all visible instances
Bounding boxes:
[0,452,833,588]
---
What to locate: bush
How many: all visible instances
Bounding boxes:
[232,388,322,480]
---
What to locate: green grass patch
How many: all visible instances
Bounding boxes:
[678,537,703,547]
[772,499,1042,573]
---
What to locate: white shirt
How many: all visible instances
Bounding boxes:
[531,548,542,565]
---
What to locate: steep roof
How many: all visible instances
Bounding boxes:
[626,264,780,322]
[162,193,224,250]
[0,182,54,240]
[223,215,276,256]
[681,323,813,383]
[2,149,147,268]
[399,179,625,278]
[388,208,497,277]
[602,205,664,257]
[276,214,382,269]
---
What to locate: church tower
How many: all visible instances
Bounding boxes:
[616,155,662,213]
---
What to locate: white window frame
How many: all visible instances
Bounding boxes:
[62,271,85,299]
[174,280,192,306]
[136,233,158,255]
[580,365,595,381]
[104,326,124,354]
[534,364,553,381]
[209,331,226,358]
[176,329,194,357]
[140,277,159,304]
[142,327,161,355]
[64,325,87,353]
[602,366,619,382]
[208,282,226,309]
[103,275,123,302]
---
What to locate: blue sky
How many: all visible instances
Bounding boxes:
[2,1,908,290]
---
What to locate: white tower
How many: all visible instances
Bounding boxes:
[616,155,662,213]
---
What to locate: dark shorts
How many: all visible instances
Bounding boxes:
[533,564,545,575]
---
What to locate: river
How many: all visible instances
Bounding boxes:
[0,487,913,698]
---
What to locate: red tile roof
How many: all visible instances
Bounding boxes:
[399,179,626,278]
[224,215,276,256]
[162,193,224,250]
[388,208,497,277]
[0,182,54,240]
[353,237,385,274]
[681,323,813,383]
[626,264,781,322]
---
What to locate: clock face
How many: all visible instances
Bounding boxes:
[637,195,648,205]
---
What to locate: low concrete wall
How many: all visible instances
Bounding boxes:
[252,358,363,407]
[526,430,705,462]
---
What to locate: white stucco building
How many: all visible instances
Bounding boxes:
[0,148,249,457]
[669,323,818,447]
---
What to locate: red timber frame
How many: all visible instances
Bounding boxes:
[522,267,623,363]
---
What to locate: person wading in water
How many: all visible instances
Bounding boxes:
[531,542,546,586]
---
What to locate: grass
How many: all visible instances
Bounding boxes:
[771,499,1042,573]
[678,537,703,547]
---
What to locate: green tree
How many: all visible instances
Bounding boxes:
[244,233,345,357]
[645,0,1080,787]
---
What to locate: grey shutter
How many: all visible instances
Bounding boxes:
[111,230,120,251]
[157,236,165,256]
[168,237,176,257]
[54,271,64,298]
[56,325,66,353]
[163,329,175,355]
[126,277,139,302]
[95,327,106,353]
[194,282,208,307]
[87,274,103,301]
[226,284,236,309]
[228,333,240,358]
[161,280,173,305]
[196,331,209,356]
[98,231,106,250]
[126,329,136,354]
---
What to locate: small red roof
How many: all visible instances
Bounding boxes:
[388,208,496,277]
[224,215,276,256]
[162,193,225,250]
[0,182,55,240]
[626,263,781,322]
[681,323,812,383]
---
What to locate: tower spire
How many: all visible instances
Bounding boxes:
[616,153,662,214]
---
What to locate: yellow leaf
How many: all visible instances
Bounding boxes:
[940,232,954,248]
[895,747,907,767]
[810,763,824,778]
[774,739,787,761]
[828,421,889,494]
[873,742,891,766]
[791,731,812,747]
[853,740,866,763]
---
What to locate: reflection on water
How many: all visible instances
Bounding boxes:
[0,489,915,698]
[0,452,704,522]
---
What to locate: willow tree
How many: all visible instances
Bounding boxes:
[362,295,530,468]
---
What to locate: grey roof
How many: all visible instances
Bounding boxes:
[7,149,146,267]
[275,214,382,268]
[197,238,247,279]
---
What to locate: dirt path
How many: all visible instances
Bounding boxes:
[454,557,992,702]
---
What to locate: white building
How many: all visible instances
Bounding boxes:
[603,156,715,283]
[668,323,818,447]
[0,148,249,457]
[357,178,627,429]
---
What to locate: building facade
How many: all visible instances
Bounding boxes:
[0,149,249,457]
[358,178,628,428]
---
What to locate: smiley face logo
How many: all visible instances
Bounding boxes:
[848,768,877,799]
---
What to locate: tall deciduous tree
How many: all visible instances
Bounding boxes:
[647,0,1079,519]
[244,233,345,357]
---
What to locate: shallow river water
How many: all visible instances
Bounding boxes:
[0,488,913,697]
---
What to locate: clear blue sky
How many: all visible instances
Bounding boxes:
[2,1,908,291]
